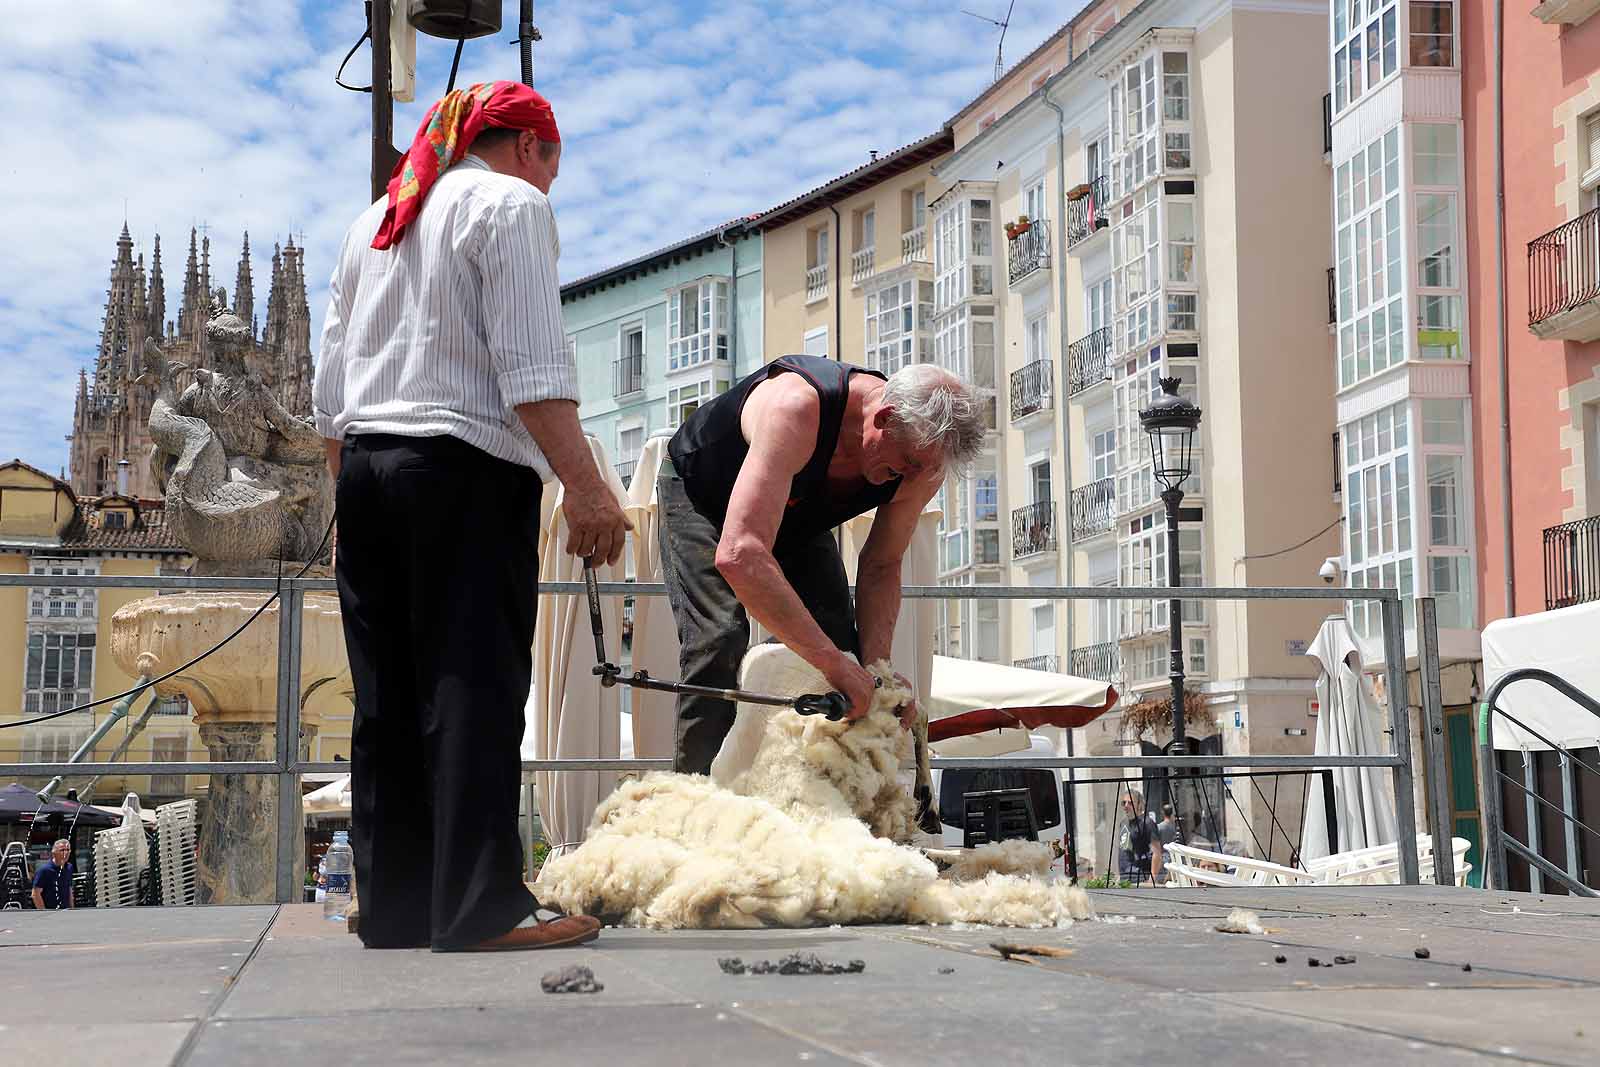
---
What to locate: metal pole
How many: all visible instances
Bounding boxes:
[1477,696,1510,890]
[1380,593,1421,884]
[1063,729,1079,881]
[1163,487,1187,755]
[35,675,152,804]
[518,0,536,86]
[275,582,306,905]
[371,0,398,202]
[1321,768,1339,853]
[1561,752,1581,886]
[1417,597,1455,885]
[1523,753,1544,893]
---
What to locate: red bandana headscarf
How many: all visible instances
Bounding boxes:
[371,80,561,250]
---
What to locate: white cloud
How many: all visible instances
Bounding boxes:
[0,0,1084,475]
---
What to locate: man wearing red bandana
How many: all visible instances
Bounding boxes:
[314,81,627,953]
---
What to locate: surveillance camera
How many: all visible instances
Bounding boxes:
[1318,557,1341,584]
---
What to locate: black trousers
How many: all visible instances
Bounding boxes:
[656,471,858,775]
[335,434,541,951]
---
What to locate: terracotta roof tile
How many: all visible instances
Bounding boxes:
[59,498,187,553]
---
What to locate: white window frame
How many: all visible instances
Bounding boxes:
[29,558,98,620]
[666,278,730,374]
[667,377,726,429]
[1332,0,1400,115]
[865,277,920,376]
[23,627,96,718]
[1411,122,1465,363]
[803,325,829,358]
[1335,127,1405,389]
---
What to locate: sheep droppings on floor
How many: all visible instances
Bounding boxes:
[533,654,1092,930]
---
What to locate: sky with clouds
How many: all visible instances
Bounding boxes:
[0,0,1085,476]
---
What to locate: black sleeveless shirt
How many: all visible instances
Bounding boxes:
[667,354,903,547]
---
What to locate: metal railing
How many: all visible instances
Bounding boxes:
[1006,219,1050,285]
[1327,266,1337,324]
[901,227,927,264]
[1476,663,1600,896]
[1009,359,1053,422]
[805,264,829,302]
[1013,654,1058,672]
[613,353,643,397]
[1070,640,1120,684]
[1322,92,1333,155]
[850,247,875,284]
[1529,205,1600,326]
[615,458,638,487]
[1067,326,1113,396]
[0,573,1436,898]
[1066,175,1109,249]
[1331,432,1342,496]
[1070,477,1117,539]
[1544,515,1600,609]
[1012,501,1057,558]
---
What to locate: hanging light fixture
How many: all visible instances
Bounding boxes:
[408,0,501,40]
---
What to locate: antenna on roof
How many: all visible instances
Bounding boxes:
[962,0,1017,84]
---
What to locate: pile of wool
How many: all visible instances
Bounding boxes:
[533,651,1091,930]
[931,839,1058,881]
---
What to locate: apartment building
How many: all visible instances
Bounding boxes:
[562,225,763,487]
[934,0,1339,863]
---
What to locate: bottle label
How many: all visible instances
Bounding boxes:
[325,873,352,895]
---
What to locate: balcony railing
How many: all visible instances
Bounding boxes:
[1327,266,1337,325]
[1529,205,1600,338]
[805,264,829,302]
[1012,501,1056,559]
[850,247,875,284]
[613,353,644,397]
[901,227,928,264]
[1069,640,1121,684]
[1009,359,1053,422]
[1322,93,1333,155]
[1067,326,1112,396]
[1006,218,1050,285]
[1331,432,1342,496]
[1013,654,1059,673]
[1066,175,1109,249]
[1544,515,1600,610]
[615,458,639,487]
[1070,477,1116,539]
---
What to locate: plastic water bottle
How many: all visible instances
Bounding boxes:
[322,831,353,921]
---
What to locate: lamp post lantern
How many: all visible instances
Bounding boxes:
[1139,376,1202,758]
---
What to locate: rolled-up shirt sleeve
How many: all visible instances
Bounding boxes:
[312,233,353,439]
[475,192,580,409]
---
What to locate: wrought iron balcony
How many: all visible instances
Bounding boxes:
[1544,515,1600,610]
[850,247,875,285]
[1322,93,1333,156]
[1069,640,1121,684]
[1013,654,1059,673]
[1009,359,1052,422]
[615,458,638,487]
[1327,266,1337,325]
[1070,477,1116,539]
[901,227,928,264]
[1066,175,1109,250]
[805,264,829,302]
[1006,218,1050,286]
[1529,205,1600,341]
[1012,501,1056,559]
[613,353,644,397]
[1067,326,1112,396]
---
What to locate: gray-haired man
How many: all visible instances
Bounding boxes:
[658,354,983,783]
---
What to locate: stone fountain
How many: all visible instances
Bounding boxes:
[110,293,346,904]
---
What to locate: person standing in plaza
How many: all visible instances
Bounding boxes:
[314,81,628,952]
[30,839,73,910]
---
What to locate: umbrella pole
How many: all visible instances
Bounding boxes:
[35,675,154,805]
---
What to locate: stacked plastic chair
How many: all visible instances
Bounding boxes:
[92,792,151,908]
[155,799,198,906]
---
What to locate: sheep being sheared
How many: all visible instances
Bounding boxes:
[532,651,1091,930]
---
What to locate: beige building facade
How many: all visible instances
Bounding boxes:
[932,0,1339,867]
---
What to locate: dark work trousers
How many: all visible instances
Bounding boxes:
[656,470,859,774]
[335,433,541,951]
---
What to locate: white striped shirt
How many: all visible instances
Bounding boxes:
[313,155,578,477]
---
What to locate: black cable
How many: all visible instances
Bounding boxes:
[335,3,374,93]
[1236,517,1343,562]
[445,35,466,95]
[1,515,337,731]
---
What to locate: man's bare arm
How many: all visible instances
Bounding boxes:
[30,887,43,910]
[515,399,631,565]
[855,474,942,667]
[718,379,878,718]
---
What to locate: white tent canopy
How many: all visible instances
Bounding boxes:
[925,655,1115,757]
[1300,615,1398,860]
[1482,600,1600,751]
[302,774,352,817]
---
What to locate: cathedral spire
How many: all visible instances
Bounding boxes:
[179,227,200,340]
[147,233,166,341]
[234,231,254,331]
[199,233,211,305]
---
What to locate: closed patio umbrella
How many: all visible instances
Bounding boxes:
[621,434,680,762]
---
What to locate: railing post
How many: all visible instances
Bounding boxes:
[1381,592,1421,884]
[1523,753,1544,894]
[275,580,306,905]
[1477,693,1509,891]
[1417,597,1455,886]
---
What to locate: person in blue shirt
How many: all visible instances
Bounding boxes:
[30,839,74,910]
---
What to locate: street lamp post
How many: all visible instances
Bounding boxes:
[1139,376,1203,762]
